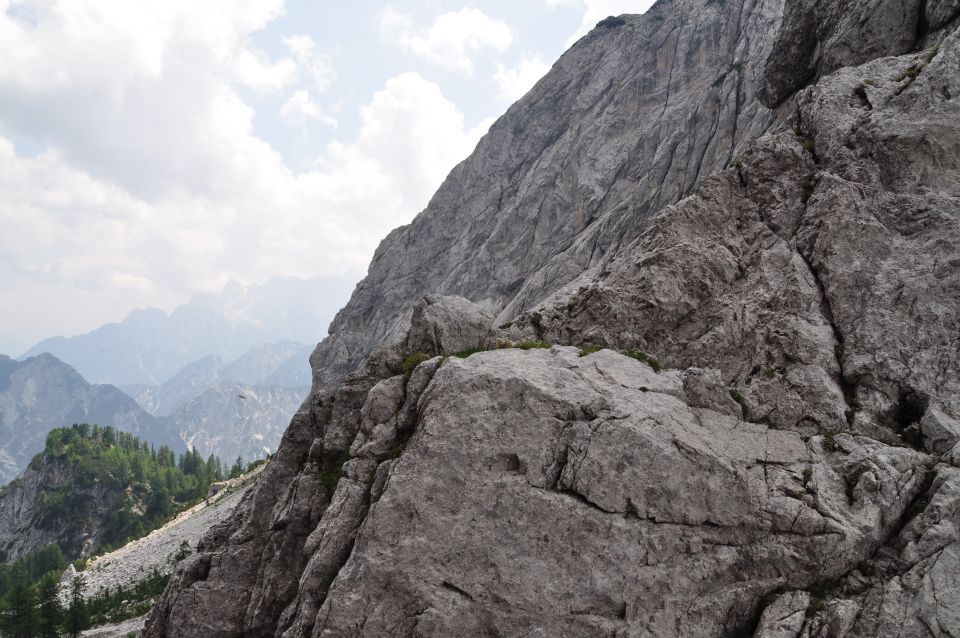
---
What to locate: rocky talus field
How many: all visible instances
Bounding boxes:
[145,0,960,636]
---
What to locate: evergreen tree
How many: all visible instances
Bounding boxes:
[37,573,61,638]
[66,575,86,638]
[229,456,244,478]
[6,582,36,638]
[38,424,229,549]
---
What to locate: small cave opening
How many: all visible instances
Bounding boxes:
[891,387,929,447]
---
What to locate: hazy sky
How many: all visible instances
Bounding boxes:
[0,0,655,355]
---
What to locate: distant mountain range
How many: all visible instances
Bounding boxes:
[0,354,182,486]
[4,276,330,483]
[122,345,309,463]
[122,340,312,417]
[168,382,305,464]
[0,351,307,486]
[21,276,352,387]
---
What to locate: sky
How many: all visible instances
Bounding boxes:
[0,0,655,355]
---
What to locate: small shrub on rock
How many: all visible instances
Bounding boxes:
[401,352,431,377]
[624,350,662,373]
[597,15,626,28]
[453,346,487,359]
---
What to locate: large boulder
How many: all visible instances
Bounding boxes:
[406,295,493,356]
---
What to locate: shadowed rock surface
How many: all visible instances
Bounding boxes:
[144,1,960,636]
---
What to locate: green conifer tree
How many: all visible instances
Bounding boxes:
[37,573,61,638]
[66,575,87,637]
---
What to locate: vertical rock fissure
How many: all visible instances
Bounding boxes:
[725,0,757,166]
[917,0,931,42]
[795,244,859,424]
[285,361,444,638]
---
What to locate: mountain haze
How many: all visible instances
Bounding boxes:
[23,276,353,387]
[123,341,310,418]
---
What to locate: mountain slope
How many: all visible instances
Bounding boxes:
[0,354,182,485]
[309,0,955,392]
[145,2,960,637]
[308,0,915,390]
[119,347,310,463]
[24,276,353,387]
[166,382,306,463]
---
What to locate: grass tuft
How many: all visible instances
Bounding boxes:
[515,340,552,350]
[320,450,351,495]
[453,346,487,359]
[624,350,661,373]
[401,352,431,377]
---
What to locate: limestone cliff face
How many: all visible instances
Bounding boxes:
[310,0,783,389]
[309,0,957,393]
[0,454,117,563]
[146,1,960,636]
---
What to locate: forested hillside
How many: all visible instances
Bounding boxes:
[0,353,181,486]
[0,424,230,564]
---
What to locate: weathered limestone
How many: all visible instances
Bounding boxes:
[405,295,492,357]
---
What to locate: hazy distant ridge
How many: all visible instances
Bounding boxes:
[22,276,354,387]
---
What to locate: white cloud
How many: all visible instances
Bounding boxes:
[280,90,337,128]
[493,54,551,102]
[231,48,298,94]
[0,0,296,199]
[0,1,492,354]
[377,7,513,75]
[282,34,336,93]
[0,71,486,351]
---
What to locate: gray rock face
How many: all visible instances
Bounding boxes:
[309,0,954,394]
[0,454,116,562]
[758,0,937,107]
[145,2,960,637]
[523,22,960,445]
[405,295,493,356]
[309,0,787,390]
[754,591,811,638]
[307,348,926,636]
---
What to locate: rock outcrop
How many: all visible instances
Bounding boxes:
[0,454,119,562]
[145,1,960,637]
[405,295,493,357]
[308,0,785,389]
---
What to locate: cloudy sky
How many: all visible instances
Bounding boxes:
[0,0,654,355]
